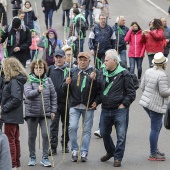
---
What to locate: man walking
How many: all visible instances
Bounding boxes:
[89,14,115,69]
[99,49,136,167]
[63,52,100,162]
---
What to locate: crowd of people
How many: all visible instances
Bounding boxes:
[0,0,170,170]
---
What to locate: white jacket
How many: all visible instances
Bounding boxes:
[139,67,170,114]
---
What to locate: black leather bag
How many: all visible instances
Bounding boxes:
[164,102,170,130]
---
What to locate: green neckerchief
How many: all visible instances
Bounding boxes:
[10,35,13,46]
[33,50,39,60]
[117,26,125,35]
[43,37,48,49]
[3,48,8,58]
[96,57,102,69]
[73,13,86,24]
[64,67,69,78]
[81,75,87,92]
[103,63,126,95]
[29,74,48,88]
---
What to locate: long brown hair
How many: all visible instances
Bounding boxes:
[2,57,29,81]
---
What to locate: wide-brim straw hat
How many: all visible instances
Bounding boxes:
[152,52,168,65]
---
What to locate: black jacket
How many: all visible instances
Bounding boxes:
[1,25,31,66]
[0,3,7,26]
[11,0,22,10]
[112,23,129,52]
[99,69,136,109]
[1,74,27,124]
[82,0,97,10]
[88,24,115,54]
[42,0,57,11]
[62,66,100,108]
[24,10,37,29]
[47,65,67,103]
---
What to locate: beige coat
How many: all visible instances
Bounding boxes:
[139,67,170,114]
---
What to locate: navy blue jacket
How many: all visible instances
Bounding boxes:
[88,24,115,54]
[24,10,37,29]
[112,23,129,52]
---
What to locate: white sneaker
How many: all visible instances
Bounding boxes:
[94,130,102,138]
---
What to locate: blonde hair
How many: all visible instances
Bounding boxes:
[2,57,29,81]
[154,63,167,70]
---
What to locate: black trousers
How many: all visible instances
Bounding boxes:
[50,102,69,149]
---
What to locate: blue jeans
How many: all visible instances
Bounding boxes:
[119,50,127,65]
[62,9,70,27]
[69,108,94,154]
[100,107,129,161]
[44,9,54,28]
[129,57,143,79]
[143,107,163,155]
[85,9,93,27]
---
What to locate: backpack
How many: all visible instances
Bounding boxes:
[130,73,139,90]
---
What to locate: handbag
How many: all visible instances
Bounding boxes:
[164,102,170,130]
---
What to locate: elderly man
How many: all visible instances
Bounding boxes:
[160,17,170,57]
[89,14,116,69]
[112,16,129,65]
[47,49,70,155]
[63,52,100,162]
[99,49,136,167]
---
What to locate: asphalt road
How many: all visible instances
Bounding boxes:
[4,0,170,170]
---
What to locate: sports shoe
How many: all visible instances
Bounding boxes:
[94,130,102,138]
[100,153,113,162]
[157,150,165,156]
[62,144,69,153]
[81,153,87,162]
[72,150,78,162]
[28,156,36,166]
[40,157,52,167]
[113,160,121,167]
[48,148,57,156]
[148,154,166,161]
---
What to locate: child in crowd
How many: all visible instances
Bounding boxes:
[30,29,41,61]
[69,2,81,20]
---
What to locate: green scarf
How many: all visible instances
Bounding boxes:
[29,74,48,88]
[103,64,126,95]
[96,57,102,69]
[43,37,48,49]
[10,35,13,46]
[81,75,87,92]
[3,48,8,58]
[64,67,69,78]
[117,26,125,35]
[49,45,52,56]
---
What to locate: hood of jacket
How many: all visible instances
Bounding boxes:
[47,29,57,40]
[13,73,27,84]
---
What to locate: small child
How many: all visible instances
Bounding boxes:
[69,2,81,20]
[0,119,12,170]
[30,29,41,61]
[101,0,110,24]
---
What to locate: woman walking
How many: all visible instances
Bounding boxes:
[24,59,57,167]
[139,52,170,161]
[1,57,28,169]
[124,22,145,81]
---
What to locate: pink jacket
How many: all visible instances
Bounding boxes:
[30,36,42,51]
[124,29,145,57]
[143,29,166,54]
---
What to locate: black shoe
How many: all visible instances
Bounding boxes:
[48,148,57,156]
[100,154,113,162]
[113,160,121,167]
[62,145,69,153]
[72,150,78,162]
[62,23,64,26]
[81,153,87,162]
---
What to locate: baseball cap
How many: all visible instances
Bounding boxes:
[78,52,90,59]
[54,49,65,57]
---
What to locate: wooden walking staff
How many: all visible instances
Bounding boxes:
[77,43,100,163]
[63,23,75,160]
[117,16,120,55]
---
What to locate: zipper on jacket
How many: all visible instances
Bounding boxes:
[135,34,136,57]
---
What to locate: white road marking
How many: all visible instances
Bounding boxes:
[146,0,168,15]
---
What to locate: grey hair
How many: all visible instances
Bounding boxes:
[116,16,125,23]
[105,49,120,64]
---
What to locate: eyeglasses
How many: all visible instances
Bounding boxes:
[66,54,72,57]
[34,67,44,69]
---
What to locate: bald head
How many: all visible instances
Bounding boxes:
[160,17,167,27]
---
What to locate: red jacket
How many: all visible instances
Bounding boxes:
[124,29,145,57]
[143,28,166,54]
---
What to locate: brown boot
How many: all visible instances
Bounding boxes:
[113,160,121,167]
[100,154,113,162]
